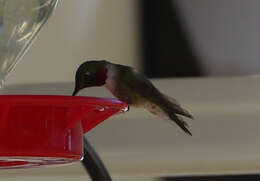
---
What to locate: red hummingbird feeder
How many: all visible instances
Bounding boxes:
[0,0,129,170]
[0,95,127,169]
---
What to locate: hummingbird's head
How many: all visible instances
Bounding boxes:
[73,60,108,96]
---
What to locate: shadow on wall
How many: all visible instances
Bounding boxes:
[139,0,203,78]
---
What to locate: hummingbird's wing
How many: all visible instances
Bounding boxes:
[116,66,162,104]
[119,67,193,117]
[117,66,193,135]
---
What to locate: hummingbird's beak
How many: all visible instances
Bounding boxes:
[72,89,77,96]
[73,79,89,96]
[72,83,81,96]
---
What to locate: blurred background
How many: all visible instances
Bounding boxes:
[6,0,260,85]
[3,1,260,180]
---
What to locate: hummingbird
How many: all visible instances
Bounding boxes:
[73,60,194,135]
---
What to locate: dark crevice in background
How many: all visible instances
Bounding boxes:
[139,0,203,78]
[161,174,260,181]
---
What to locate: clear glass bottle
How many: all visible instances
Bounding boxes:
[0,0,58,88]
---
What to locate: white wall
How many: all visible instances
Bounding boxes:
[6,0,139,85]
[6,0,260,84]
[175,0,260,76]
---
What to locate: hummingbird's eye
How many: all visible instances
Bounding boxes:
[84,74,91,85]
[84,74,90,80]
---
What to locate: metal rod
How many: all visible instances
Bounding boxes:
[82,137,112,181]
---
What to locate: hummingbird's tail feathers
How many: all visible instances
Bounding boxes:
[168,113,192,136]
[144,102,192,136]
[163,94,194,119]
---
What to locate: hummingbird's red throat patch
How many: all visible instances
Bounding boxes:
[98,67,108,84]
